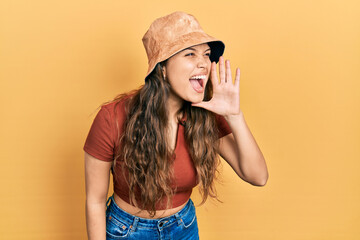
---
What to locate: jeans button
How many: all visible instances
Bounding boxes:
[159,222,164,227]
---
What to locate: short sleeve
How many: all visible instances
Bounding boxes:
[83,106,115,161]
[215,114,232,138]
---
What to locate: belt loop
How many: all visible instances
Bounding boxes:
[174,212,183,226]
[131,217,139,232]
[106,194,114,208]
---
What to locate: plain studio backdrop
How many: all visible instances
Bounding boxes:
[0,0,359,239]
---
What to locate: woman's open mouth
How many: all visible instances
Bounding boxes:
[189,75,206,93]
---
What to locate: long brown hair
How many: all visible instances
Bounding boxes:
[104,62,221,217]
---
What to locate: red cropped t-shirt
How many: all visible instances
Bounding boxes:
[83,98,232,210]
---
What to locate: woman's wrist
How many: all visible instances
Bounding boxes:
[223,110,244,123]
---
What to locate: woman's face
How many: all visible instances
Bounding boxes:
[163,43,211,105]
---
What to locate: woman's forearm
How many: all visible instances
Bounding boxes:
[84,152,112,239]
[86,200,107,240]
[225,111,268,185]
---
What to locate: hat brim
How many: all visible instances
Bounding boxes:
[145,32,225,80]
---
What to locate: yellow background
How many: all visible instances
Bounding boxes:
[1,0,359,239]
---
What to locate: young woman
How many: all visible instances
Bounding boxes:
[84,11,268,240]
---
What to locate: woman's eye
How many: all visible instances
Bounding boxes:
[185,52,211,57]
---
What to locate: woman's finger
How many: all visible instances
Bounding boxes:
[219,56,226,83]
[210,61,218,84]
[226,60,232,84]
[235,67,240,88]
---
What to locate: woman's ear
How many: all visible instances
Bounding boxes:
[161,64,166,79]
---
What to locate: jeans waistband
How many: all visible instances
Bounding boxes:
[106,195,193,230]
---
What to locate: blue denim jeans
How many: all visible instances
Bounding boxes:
[106,195,199,239]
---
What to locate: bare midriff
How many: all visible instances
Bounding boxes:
[113,192,188,219]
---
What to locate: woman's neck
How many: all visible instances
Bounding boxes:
[167,92,184,123]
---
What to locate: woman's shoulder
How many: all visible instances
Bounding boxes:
[213,113,232,138]
[101,92,135,117]
[101,99,125,113]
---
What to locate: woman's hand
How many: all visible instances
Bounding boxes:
[192,56,241,117]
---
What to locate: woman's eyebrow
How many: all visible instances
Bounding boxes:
[184,47,211,52]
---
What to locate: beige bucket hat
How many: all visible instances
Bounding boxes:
[142,11,225,80]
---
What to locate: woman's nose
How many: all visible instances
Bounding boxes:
[197,56,210,68]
